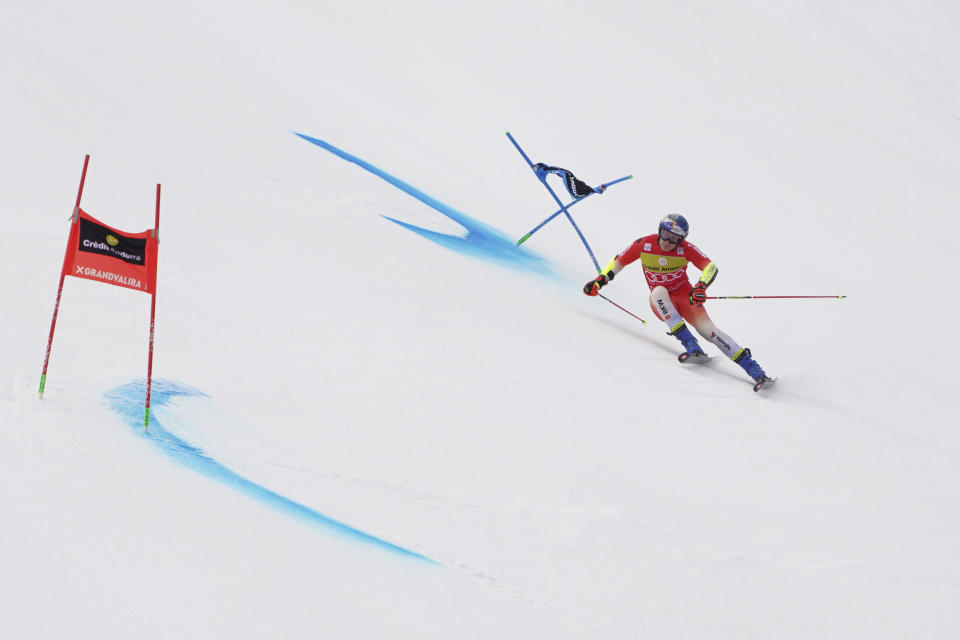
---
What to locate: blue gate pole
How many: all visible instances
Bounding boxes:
[506,132,603,273]
[517,174,633,246]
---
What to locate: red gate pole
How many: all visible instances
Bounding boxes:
[40,155,90,395]
[144,184,160,430]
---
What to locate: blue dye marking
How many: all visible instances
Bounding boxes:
[294,132,558,276]
[105,379,435,563]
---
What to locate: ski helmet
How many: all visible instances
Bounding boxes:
[658,213,689,243]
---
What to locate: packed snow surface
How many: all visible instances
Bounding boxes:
[2,1,958,638]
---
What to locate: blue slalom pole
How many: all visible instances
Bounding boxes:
[517,174,632,246]
[506,132,603,273]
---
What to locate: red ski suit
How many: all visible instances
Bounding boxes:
[606,234,715,325]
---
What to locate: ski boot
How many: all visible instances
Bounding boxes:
[669,321,708,363]
[733,347,774,391]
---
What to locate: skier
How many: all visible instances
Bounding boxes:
[583,214,773,390]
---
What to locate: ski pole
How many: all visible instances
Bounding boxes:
[517,174,633,246]
[705,295,846,300]
[506,132,602,273]
[597,293,647,325]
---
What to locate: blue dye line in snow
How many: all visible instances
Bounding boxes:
[104,379,435,563]
[294,132,557,276]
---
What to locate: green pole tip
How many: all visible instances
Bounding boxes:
[517,234,530,246]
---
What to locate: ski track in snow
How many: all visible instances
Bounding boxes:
[294,132,560,277]
[103,379,569,616]
[104,379,436,563]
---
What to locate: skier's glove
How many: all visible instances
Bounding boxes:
[689,282,708,306]
[583,271,614,296]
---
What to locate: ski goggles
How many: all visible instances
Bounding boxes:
[659,229,684,244]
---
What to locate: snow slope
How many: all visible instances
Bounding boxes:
[2,1,959,638]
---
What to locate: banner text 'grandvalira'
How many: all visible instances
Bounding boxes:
[64,209,158,294]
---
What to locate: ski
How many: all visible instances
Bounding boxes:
[753,376,777,392]
[680,351,776,392]
[678,352,712,364]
